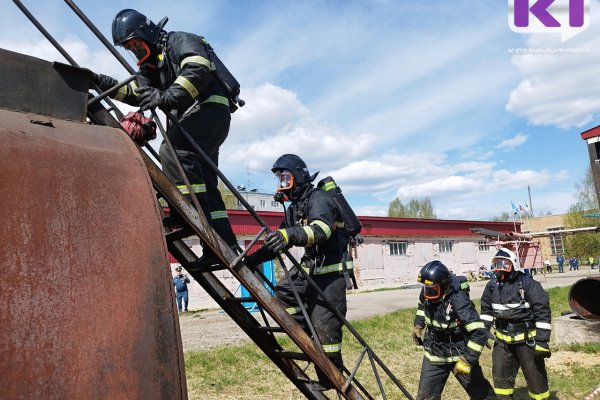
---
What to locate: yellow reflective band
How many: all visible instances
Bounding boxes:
[529,390,550,399]
[424,316,458,329]
[174,76,199,98]
[302,226,315,246]
[320,181,336,192]
[416,310,425,317]
[200,95,230,106]
[286,306,302,315]
[180,55,211,69]
[302,260,353,275]
[460,281,469,290]
[278,229,289,244]
[494,388,514,395]
[210,210,228,220]
[130,81,139,97]
[176,184,206,195]
[322,343,342,353]
[467,340,484,353]
[534,345,550,352]
[465,321,485,332]
[158,53,164,61]
[310,220,331,239]
[113,84,128,101]
[495,330,536,343]
[424,351,461,363]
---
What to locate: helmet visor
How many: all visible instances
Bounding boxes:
[423,284,441,300]
[124,39,151,65]
[276,171,294,192]
[493,258,513,273]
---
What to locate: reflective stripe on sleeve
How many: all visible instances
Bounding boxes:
[465,321,485,332]
[310,220,332,239]
[467,340,484,353]
[460,281,469,290]
[286,306,302,315]
[113,84,128,101]
[174,76,199,98]
[180,55,211,69]
[278,229,289,244]
[480,314,494,322]
[302,226,315,246]
[321,181,336,191]
[535,322,552,330]
[416,310,425,317]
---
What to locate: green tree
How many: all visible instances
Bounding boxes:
[218,180,238,210]
[388,197,437,219]
[564,166,600,258]
[491,212,512,222]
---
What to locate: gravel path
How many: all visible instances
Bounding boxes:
[178,269,594,352]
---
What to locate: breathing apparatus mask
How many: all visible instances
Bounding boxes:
[274,170,294,203]
[423,283,443,302]
[124,38,154,66]
[493,258,513,281]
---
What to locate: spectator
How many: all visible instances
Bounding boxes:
[569,257,579,271]
[589,256,595,269]
[544,258,552,273]
[556,254,565,273]
[173,266,190,314]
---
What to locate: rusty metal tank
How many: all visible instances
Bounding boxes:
[0,49,187,399]
[569,276,600,320]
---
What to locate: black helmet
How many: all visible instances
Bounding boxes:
[417,261,451,301]
[271,154,315,185]
[112,9,161,46]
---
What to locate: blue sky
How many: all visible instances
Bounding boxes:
[1,1,596,220]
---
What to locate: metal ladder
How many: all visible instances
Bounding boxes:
[13,1,415,398]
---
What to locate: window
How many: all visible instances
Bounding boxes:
[439,241,453,253]
[260,200,266,207]
[389,241,407,256]
[271,201,279,207]
[548,227,565,255]
[478,240,490,251]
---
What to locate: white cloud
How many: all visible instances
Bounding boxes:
[506,3,600,128]
[496,133,528,150]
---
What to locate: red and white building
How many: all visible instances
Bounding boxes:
[172,211,518,309]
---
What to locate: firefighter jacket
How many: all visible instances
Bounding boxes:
[108,31,229,114]
[414,275,488,365]
[480,272,552,345]
[246,184,350,276]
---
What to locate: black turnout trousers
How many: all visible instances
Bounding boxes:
[492,341,549,399]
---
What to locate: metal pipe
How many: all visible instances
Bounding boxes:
[87,75,137,106]
[569,277,600,320]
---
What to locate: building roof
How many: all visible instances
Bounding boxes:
[228,210,519,238]
[581,124,600,140]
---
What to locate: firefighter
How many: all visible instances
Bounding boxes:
[480,248,552,399]
[92,9,238,266]
[244,154,349,391]
[413,261,496,400]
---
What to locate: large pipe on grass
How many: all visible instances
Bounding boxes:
[569,277,600,320]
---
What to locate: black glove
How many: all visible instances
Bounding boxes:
[91,72,118,92]
[265,230,288,252]
[137,86,165,111]
[534,342,551,359]
[243,253,260,268]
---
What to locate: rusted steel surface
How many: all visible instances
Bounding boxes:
[569,277,600,320]
[0,108,186,400]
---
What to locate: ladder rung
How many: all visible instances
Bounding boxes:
[164,227,194,242]
[275,351,310,361]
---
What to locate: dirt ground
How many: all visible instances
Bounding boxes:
[178,268,594,352]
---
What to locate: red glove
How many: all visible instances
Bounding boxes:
[119,112,156,143]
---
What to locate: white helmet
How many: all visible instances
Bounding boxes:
[492,247,520,272]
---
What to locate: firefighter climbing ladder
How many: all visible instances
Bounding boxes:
[13,1,414,399]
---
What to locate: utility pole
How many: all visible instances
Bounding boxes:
[528,185,533,215]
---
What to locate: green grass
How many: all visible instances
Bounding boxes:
[184,286,600,399]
